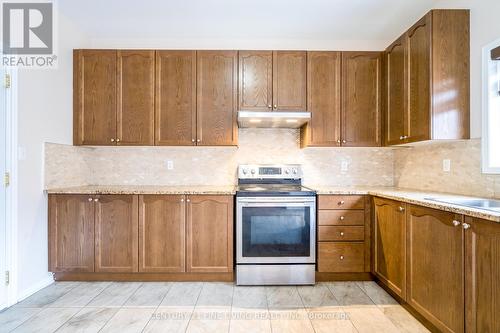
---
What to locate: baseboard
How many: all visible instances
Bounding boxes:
[53,272,234,282]
[16,275,54,303]
[315,272,373,281]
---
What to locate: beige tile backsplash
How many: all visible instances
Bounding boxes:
[44,131,499,198]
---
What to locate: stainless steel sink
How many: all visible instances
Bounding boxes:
[424,197,500,213]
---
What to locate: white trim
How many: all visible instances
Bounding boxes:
[482,38,500,174]
[15,277,54,303]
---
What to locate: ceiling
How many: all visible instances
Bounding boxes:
[58,0,442,43]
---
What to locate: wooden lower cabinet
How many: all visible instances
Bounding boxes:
[94,195,139,273]
[465,216,500,333]
[187,195,233,272]
[48,195,95,272]
[318,242,365,272]
[407,205,464,333]
[373,198,406,299]
[138,195,185,272]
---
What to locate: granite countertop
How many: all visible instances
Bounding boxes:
[45,185,237,195]
[307,185,500,223]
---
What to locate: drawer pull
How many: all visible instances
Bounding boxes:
[340,216,345,221]
[94,198,99,202]
[340,232,344,236]
[339,200,345,205]
[340,255,344,260]
[88,198,93,202]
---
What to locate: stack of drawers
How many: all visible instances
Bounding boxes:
[317,195,369,273]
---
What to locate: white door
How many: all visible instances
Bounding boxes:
[0,69,8,310]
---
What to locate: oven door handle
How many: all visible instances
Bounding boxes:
[237,197,316,204]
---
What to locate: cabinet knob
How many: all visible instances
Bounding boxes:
[340,232,344,236]
[340,255,344,260]
[191,139,195,143]
[268,104,272,109]
[186,198,191,202]
[400,136,404,140]
[116,138,120,143]
[196,139,201,143]
[181,198,184,202]
[94,198,99,202]
[339,200,345,205]
[273,104,277,109]
[337,139,341,144]
[110,138,115,142]
[88,198,93,202]
[399,206,405,212]
[342,140,346,144]
[463,223,471,230]
[452,220,461,227]
[340,216,345,221]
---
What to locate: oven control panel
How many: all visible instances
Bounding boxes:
[238,164,302,179]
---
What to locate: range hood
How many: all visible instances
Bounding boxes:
[237,111,311,128]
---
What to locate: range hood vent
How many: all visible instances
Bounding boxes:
[237,111,311,128]
[491,46,500,60]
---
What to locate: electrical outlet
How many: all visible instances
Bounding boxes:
[443,159,451,172]
[166,160,174,170]
[341,160,349,172]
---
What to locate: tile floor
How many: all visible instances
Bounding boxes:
[0,281,429,333]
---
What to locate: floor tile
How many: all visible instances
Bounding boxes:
[11,307,80,333]
[186,307,231,333]
[160,282,203,307]
[297,283,340,309]
[345,306,401,333]
[355,281,399,306]
[15,282,80,308]
[87,282,142,307]
[232,286,267,310]
[0,307,42,332]
[99,307,155,333]
[55,307,118,333]
[143,306,194,333]
[229,309,271,333]
[379,305,430,333]
[123,282,171,307]
[327,282,375,307]
[265,286,303,309]
[49,282,111,307]
[268,308,314,333]
[196,282,234,307]
[308,307,357,333]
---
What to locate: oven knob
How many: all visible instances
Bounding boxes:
[242,169,248,175]
[292,168,298,174]
[285,169,290,174]
[251,169,256,175]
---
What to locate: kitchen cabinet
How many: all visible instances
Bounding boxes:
[238,51,273,111]
[273,51,307,111]
[301,52,341,147]
[464,216,500,333]
[186,195,233,273]
[197,51,238,146]
[48,195,95,272]
[117,50,155,145]
[155,50,197,146]
[385,10,470,145]
[138,195,186,273]
[407,205,464,333]
[74,50,117,145]
[94,195,139,273]
[342,52,382,147]
[373,197,406,299]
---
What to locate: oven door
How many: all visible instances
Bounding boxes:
[236,196,316,264]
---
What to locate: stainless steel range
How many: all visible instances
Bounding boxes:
[236,164,316,285]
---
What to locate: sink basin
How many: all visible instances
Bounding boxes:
[424,197,500,213]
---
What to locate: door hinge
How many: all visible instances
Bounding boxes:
[4,73,11,88]
[5,271,9,285]
[4,172,10,187]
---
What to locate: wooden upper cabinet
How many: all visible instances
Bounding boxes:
[48,195,95,273]
[385,37,406,146]
[94,195,138,273]
[139,195,186,273]
[117,50,155,145]
[373,198,406,299]
[273,51,307,111]
[342,52,382,147]
[465,217,500,333]
[301,52,341,147]
[155,51,197,146]
[74,50,117,145]
[186,195,233,273]
[407,205,464,333]
[239,51,273,111]
[196,51,238,146]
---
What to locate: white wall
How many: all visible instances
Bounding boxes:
[15,12,90,299]
[434,0,500,138]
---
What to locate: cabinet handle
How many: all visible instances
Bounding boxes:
[181,198,184,202]
[340,255,344,260]
[116,138,120,143]
[186,198,191,202]
[268,104,272,109]
[273,104,277,109]
[339,200,345,205]
[196,139,200,143]
[452,220,461,227]
[191,139,195,143]
[340,232,344,236]
[399,206,405,212]
[463,223,471,230]
[88,198,93,202]
[110,138,115,142]
[400,136,404,140]
[94,198,99,202]
[340,216,345,221]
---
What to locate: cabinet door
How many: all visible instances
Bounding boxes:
[273,51,307,111]
[465,217,500,333]
[373,198,406,299]
[74,50,117,145]
[303,52,341,147]
[94,195,138,272]
[197,51,238,146]
[407,15,431,143]
[48,195,94,272]
[342,52,382,147]
[385,38,407,146]
[138,195,186,273]
[239,51,273,111]
[186,195,233,273]
[407,205,464,333]
[155,50,197,146]
[116,50,155,145]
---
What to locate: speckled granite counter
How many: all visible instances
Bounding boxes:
[45,185,237,195]
[307,186,500,223]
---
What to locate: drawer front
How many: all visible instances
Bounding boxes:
[318,226,365,241]
[318,210,365,226]
[318,242,365,272]
[318,195,365,210]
